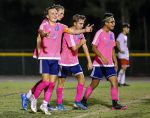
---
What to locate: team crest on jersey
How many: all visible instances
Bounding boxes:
[52,33,56,39]
[77,35,81,39]
[107,41,110,47]
[55,26,59,31]
[110,34,114,39]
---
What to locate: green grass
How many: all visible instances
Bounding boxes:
[0,82,150,118]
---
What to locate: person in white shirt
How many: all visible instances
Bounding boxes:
[116,23,130,87]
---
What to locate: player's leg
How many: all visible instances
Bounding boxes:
[107,67,127,110]
[120,65,126,86]
[40,60,59,114]
[68,64,87,109]
[118,59,126,86]
[30,60,50,113]
[122,59,130,86]
[81,66,102,108]
[56,65,69,110]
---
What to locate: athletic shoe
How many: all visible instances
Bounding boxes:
[122,83,130,86]
[118,83,123,87]
[21,93,29,110]
[31,98,37,112]
[73,101,88,110]
[47,104,60,111]
[40,105,51,115]
[111,104,127,110]
[81,100,89,108]
[56,104,69,110]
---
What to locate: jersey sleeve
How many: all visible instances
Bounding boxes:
[58,23,68,33]
[64,33,76,47]
[80,34,85,39]
[92,31,101,46]
[38,19,48,32]
[116,33,123,43]
[112,33,116,47]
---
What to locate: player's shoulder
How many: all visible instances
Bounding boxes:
[41,19,49,25]
[56,22,68,27]
[109,30,115,35]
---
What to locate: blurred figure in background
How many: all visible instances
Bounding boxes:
[116,23,130,87]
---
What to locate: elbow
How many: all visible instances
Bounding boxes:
[71,47,76,51]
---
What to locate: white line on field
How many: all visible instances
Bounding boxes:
[73,95,150,118]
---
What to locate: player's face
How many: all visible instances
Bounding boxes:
[46,9,58,22]
[106,18,115,30]
[125,27,130,34]
[74,19,84,30]
[57,9,64,21]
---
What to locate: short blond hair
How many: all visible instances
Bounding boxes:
[73,14,86,23]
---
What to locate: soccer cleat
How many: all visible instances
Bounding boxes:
[40,105,51,115]
[56,104,69,110]
[111,104,127,110]
[118,83,123,87]
[73,101,88,110]
[31,98,37,112]
[21,93,29,110]
[47,104,60,111]
[81,100,89,108]
[122,83,130,86]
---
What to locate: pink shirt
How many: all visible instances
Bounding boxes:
[33,19,67,60]
[92,29,116,67]
[58,32,84,66]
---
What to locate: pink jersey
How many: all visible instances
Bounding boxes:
[33,19,67,60]
[58,32,84,66]
[92,29,116,67]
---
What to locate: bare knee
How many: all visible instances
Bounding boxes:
[76,74,85,85]
[58,77,66,88]
[90,79,100,90]
[122,66,126,71]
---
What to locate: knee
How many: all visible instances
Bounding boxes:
[122,66,126,71]
[111,79,118,88]
[90,83,99,90]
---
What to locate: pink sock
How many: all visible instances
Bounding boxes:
[111,88,119,100]
[44,82,55,102]
[75,83,84,102]
[84,85,93,99]
[33,80,49,99]
[56,87,63,105]
[31,80,42,94]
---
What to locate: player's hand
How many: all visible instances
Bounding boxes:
[87,62,93,70]
[45,31,52,38]
[101,56,108,65]
[85,24,94,32]
[120,50,125,54]
[80,38,86,45]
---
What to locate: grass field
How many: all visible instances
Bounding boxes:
[0,81,150,118]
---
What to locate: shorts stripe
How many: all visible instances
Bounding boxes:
[58,65,62,76]
[90,66,95,77]
[39,60,42,74]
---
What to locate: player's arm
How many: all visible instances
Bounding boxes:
[116,40,125,54]
[71,38,86,51]
[37,34,41,58]
[112,47,118,72]
[66,24,94,35]
[92,45,108,65]
[82,44,93,70]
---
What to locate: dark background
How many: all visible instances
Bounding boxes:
[0,0,150,51]
[0,0,150,76]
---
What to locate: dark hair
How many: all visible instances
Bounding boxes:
[102,13,114,26]
[43,6,56,19]
[122,23,130,28]
[52,4,65,12]
[73,14,86,23]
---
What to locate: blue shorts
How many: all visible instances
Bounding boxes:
[39,60,58,75]
[90,66,117,80]
[58,64,83,77]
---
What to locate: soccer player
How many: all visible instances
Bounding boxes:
[56,14,93,110]
[21,4,65,111]
[81,13,127,110]
[116,23,130,87]
[23,7,93,115]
